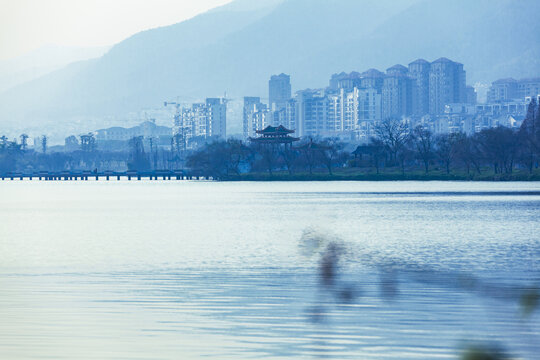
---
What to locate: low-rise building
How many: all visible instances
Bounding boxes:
[95,121,172,142]
[487,77,540,102]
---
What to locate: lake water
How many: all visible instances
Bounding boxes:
[0,181,539,359]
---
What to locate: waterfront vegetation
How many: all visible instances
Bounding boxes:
[226,167,540,182]
[1,99,539,181]
[187,99,540,181]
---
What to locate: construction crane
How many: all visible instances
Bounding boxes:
[222,91,235,106]
[163,98,181,128]
[164,98,189,154]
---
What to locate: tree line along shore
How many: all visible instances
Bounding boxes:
[1,100,539,181]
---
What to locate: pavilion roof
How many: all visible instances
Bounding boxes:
[256,125,295,135]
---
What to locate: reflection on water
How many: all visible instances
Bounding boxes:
[0,181,539,359]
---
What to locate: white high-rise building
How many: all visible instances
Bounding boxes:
[243,97,270,139]
[295,89,328,138]
[205,98,227,138]
[175,98,227,148]
[325,87,381,141]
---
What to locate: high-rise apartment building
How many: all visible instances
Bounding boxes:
[382,65,414,120]
[243,97,262,139]
[487,78,518,102]
[269,73,292,111]
[408,59,431,116]
[295,89,328,138]
[517,78,540,99]
[429,58,466,115]
[243,97,296,139]
[269,99,297,130]
[488,77,540,102]
[175,98,227,148]
[252,57,473,141]
[328,71,362,91]
[251,107,270,136]
[205,98,227,138]
[360,69,385,93]
[466,86,477,105]
[356,87,382,142]
[326,87,381,135]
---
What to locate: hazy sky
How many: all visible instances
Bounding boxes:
[0,0,232,61]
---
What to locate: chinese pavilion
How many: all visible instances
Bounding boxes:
[250,125,300,145]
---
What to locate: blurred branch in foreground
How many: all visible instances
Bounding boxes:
[298,227,539,359]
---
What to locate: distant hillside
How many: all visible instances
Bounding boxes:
[297,0,540,86]
[0,0,538,134]
[0,45,110,93]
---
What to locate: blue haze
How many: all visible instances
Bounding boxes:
[0,0,538,134]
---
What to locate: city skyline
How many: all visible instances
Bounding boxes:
[242,57,539,143]
[1,0,538,140]
[2,57,539,148]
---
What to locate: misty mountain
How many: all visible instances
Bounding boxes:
[0,45,110,93]
[0,0,538,133]
[299,0,540,86]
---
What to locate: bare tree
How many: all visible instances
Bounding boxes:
[147,137,159,170]
[297,138,319,175]
[20,134,29,151]
[375,118,410,167]
[253,142,280,175]
[434,133,459,174]
[171,133,185,155]
[186,140,232,178]
[41,135,48,154]
[278,143,298,175]
[396,137,413,175]
[0,135,8,150]
[477,127,519,174]
[411,125,434,173]
[518,99,539,173]
[225,139,250,175]
[368,138,386,174]
[453,132,481,175]
[128,136,150,171]
[316,138,346,175]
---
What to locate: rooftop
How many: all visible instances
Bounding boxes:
[386,64,408,76]
[256,125,295,135]
[432,57,463,66]
[409,58,430,65]
[493,78,518,84]
[251,125,300,144]
[432,57,453,63]
[361,68,384,78]
[518,77,540,83]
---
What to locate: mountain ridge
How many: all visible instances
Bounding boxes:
[0,0,538,134]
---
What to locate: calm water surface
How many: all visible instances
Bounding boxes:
[0,181,539,359]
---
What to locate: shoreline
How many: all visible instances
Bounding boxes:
[220,171,540,182]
